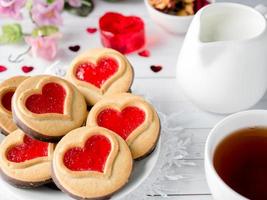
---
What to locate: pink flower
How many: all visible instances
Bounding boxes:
[25,33,62,61]
[68,0,81,7]
[0,0,26,19]
[31,0,64,26]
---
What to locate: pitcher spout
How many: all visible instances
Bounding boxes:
[197,3,266,44]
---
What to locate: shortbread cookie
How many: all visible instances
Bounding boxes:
[12,75,87,142]
[66,48,134,105]
[87,93,160,159]
[52,127,133,200]
[0,76,28,135]
[0,129,54,188]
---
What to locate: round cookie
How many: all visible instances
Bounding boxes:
[0,129,54,188]
[0,76,28,135]
[12,75,87,142]
[52,126,133,200]
[66,48,134,105]
[86,93,160,160]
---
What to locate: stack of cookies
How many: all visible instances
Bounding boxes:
[0,48,160,199]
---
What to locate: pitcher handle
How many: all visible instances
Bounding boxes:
[255,4,267,18]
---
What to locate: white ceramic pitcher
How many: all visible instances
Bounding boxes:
[176,3,267,114]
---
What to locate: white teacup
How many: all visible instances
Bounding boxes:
[205,110,267,200]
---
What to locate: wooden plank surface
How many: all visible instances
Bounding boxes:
[133,77,267,199]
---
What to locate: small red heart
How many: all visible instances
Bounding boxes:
[86,27,97,34]
[138,50,150,57]
[97,106,145,140]
[68,45,80,52]
[0,65,7,72]
[75,57,118,88]
[1,91,14,111]
[25,83,66,114]
[63,135,111,172]
[6,135,49,163]
[22,66,34,73]
[194,0,210,12]
[99,12,145,54]
[150,65,162,73]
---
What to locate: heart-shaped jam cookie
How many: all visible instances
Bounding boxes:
[64,135,111,172]
[75,57,119,89]
[12,75,87,143]
[87,93,160,160]
[7,134,49,163]
[97,106,145,140]
[66,48,134,105]
[99,12,145,54]
[0,129,54,188]
[0,76,28,135]
[25,83,66,114]
[52,127,132,200]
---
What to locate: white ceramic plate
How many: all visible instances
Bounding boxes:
[0,43,161,200]
[0,134,160,200]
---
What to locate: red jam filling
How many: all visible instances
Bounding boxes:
[75,57,118,88]
[63,135,111,172]
[6,135,49,163]
[99,12,145,54]
[25,83,66,114]
[1,91,14,111]
[97,106,145,140]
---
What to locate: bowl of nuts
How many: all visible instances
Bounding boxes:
[144,0,215,34]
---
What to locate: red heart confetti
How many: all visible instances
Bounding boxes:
[68,45,80,52]
[63,135,111,172]
[0,65,7,72]
[7,135,49,163]
[150,65,162,73]
[138,50,150,57]
[25,83,66,114]
[76,57,118,88]
[97,106,145,140]
[86,27,97,34]
[22,66,34,73]
[194,0,210,12]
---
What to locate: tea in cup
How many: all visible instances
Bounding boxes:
[205,110,267,200]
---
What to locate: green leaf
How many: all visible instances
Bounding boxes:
[32,26,59,37]
[0,24,23,44]
[47,0,55,4]
[64,0,94,17]
[25,0,33,10]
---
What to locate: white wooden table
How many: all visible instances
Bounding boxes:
[0,0,267,199]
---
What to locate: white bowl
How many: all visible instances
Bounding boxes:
[205,110,267,200]
[144,0,215,34]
